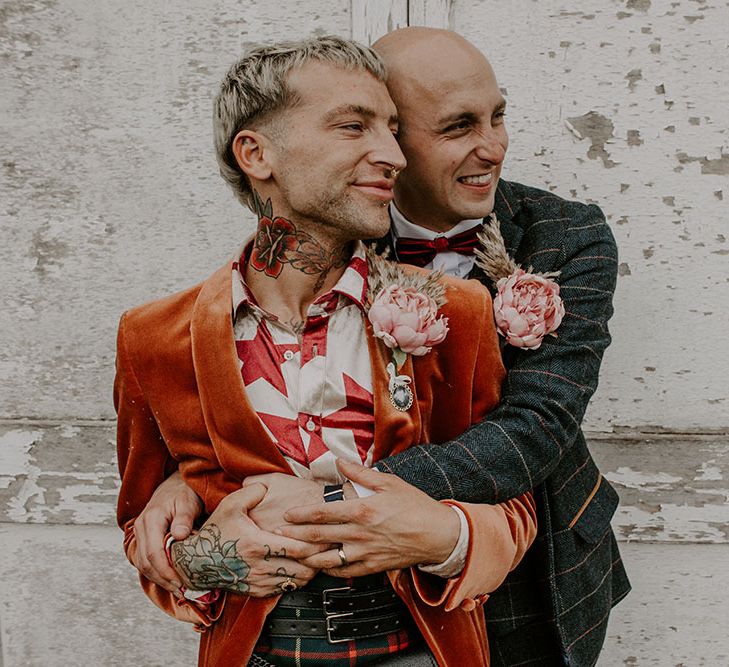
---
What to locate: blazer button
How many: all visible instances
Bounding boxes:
[459,599,477,612]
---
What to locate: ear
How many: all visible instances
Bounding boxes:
[231,129,273,182]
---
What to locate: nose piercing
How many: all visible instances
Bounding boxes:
[389,167,400,179]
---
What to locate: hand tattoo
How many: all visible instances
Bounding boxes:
[249,190,350,291]
[263,544,287,561]
[171,524,250,593]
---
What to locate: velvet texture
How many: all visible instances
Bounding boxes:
[115,263,536,667]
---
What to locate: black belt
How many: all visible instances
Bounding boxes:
[265,611,407,643]
[276,585,400,615]
[265,574,411,644]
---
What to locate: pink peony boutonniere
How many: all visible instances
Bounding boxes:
[366,250,449,410]
[475,215,565,350]
[369,284,449,361]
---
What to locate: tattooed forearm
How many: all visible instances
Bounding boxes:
[171,524,250,593]
[249,190,350,290]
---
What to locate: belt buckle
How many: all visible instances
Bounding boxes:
[322,586,351,614]
[323,587,353,644]
[325,611,354,644]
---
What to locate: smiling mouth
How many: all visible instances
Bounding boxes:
[458,173,494,186]
[353,180,395,201]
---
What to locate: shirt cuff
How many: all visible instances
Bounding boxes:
[347,467,378,498]
[417,505,469,578]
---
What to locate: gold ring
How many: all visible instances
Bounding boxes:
[337,547,348,567]
[280,578,298,592]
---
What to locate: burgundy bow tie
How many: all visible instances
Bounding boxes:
[395,225,482,267]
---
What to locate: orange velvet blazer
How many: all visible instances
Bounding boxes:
[115,262,537,667]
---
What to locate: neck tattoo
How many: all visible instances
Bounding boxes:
[250,190,350,293]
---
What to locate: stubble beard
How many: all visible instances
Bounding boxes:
[285,186,389,245]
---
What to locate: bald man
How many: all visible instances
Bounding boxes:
[133,29,629,667]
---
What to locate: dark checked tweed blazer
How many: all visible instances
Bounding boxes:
[374,180,631,667]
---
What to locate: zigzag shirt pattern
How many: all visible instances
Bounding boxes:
[231,242,375,483]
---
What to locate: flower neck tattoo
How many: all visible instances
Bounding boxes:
[249,190,350,293]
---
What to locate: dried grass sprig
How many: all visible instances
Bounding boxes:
[365,246,447,309]
[474,214,520,281]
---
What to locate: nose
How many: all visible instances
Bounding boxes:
[474,128,507,165]
[371,129,407,173]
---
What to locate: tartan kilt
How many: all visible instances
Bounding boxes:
[253,574,419,666]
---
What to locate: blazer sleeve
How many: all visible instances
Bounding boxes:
[114,312,224,629]
[406,492,537,612]
[377,205,618,503]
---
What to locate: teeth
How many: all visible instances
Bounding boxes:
[459,174,492,185]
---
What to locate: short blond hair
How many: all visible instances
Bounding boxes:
[213,36,387,210]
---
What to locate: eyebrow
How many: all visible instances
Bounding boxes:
[437,98,507,127]
[323,104,398,127]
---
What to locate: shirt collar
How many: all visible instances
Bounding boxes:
[232,239,369,318]
[389,202,483,241]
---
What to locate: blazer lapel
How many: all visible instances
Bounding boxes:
[190,263,290,477]
[492,179,525,259]
[366,318,422,462]
[469,180,525,287]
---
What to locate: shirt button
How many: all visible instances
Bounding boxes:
[306,419,316,432]
[283,350,295,361]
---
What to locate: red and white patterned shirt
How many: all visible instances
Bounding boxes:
[232,242,374,484]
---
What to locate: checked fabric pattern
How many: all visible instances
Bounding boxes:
[376,180,631,667]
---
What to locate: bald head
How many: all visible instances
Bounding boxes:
[373,28,496,113]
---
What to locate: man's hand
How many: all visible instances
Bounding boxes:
[278,460,461,578]
[133,470,204,596]
[170,484,325,597]
[244,472,325,532]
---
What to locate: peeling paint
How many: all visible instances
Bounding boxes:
[608,467,682,491]
[627,129,643,146]
[566,112,617,167]
[676,152,729,175]
[695,463,723,482]
[0,425,119,525]
[618,262,632,276]
[0,430,43,489]
[625,68,642,91]
[626,0,651,11]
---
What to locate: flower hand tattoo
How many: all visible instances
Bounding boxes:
[171,524,250,593]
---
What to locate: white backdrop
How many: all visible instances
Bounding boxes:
[1,0,727,430]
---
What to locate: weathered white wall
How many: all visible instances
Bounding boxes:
[0,0,726,517]
[2,0,726,430]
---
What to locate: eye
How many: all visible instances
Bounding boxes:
[445,120,471,133]
[493,109,507,124]
[340,122,364,132]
